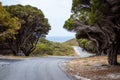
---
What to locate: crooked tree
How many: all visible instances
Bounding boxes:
[4,5,51,56]
[64,0,120,65]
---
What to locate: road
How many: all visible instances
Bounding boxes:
[73,46,95,57]
[0,57,75,80]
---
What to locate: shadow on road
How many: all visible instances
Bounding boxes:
[0,58,23,63]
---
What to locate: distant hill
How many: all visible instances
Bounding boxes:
[46,36,75,42]
[63,38,79,46]
[31,38,76,56]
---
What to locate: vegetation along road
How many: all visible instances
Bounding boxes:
[0,57,75,80]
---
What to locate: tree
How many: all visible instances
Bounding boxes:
[64,0,120,65]
[0,2,20,40]
[4,5,51,56]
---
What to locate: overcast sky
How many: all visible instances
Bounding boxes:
[0,0,75,37]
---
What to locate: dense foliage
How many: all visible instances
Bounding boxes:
[77,38,96,53]
[64,0,120,65]
[1,4,50,56]
[0,3,20,40]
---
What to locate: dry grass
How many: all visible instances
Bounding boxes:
[0,55,27,59]
[65,55,120,80]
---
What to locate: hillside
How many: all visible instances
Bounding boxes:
[62,38,79,46]
[30,38,76,56]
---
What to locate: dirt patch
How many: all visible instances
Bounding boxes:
[65,56,120,80]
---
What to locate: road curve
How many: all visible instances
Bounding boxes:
[0,57,74,80]
[73,46,95,57]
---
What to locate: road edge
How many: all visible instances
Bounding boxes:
[58,61,77,80]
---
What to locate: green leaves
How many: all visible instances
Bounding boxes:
[64,18,76,31]
[63,0,103,38]
[78,38,90,48]
[0,3,20,40]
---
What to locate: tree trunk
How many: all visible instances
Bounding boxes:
[108,43,119,65]
[108,51,118,65]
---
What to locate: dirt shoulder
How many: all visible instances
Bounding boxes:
[0,55,26,60]
[64,56,120,80]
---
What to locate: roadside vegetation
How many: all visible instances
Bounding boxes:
[30,38,75,56]
[77,38,97,53]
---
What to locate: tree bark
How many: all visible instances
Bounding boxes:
[108,51,117,65]
[108,43,118,65]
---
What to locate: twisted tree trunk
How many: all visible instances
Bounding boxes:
[108,44,118,65]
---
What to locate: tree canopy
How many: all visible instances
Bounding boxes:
[3,4,51,56]
[0,2,20,40]
[64,0,120,65]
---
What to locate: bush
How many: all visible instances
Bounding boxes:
[32,43,53,56]
[77,38,97,53]
[30,38,53,56]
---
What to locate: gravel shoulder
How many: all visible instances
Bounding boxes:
[63,56,120,80]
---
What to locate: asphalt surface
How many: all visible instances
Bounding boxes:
[73,46,95,57]
[0,57,75,80]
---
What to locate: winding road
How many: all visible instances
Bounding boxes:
[0,46,94,80]
[0,57,74,80]
[73,46,95,57]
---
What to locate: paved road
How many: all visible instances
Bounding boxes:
[0,57,75,80]
[73,46,95,57]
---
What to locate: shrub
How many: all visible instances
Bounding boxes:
[77,38,97,53]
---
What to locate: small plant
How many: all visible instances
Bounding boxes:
[84,64,91,66]
[101,64,109,67]
[118,63,120,66]
[83,60,88,63]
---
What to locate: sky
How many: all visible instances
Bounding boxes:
[0,0,75,38]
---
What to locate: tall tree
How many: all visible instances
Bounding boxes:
[64,0,120,65]
[4,5,51,56]
[0,2,20,40]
